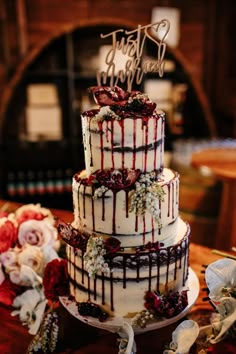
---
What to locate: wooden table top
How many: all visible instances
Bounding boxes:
[191,147,236,180]
[0,200,235,354]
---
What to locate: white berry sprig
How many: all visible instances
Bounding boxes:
[83,235,110,278]
[129,172,165,227]
[91,106,121,123]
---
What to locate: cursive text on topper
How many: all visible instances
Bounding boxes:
[96,21,170,91]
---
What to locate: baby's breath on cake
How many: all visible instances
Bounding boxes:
[83,235,110,277]
[91,106,121,123]
[129,172,165,227]
[93,185,109,199]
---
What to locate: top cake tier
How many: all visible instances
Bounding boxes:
[81,86,165,175]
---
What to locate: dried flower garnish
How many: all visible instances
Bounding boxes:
[77,301,108,322]
[129,172,165,226]
[132,290,188,328]
[57,221,88,252]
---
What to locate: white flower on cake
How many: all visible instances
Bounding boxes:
[83,235,110,277]
[91,106,121,123]
[129,172,165,227]
[93,185,109,199]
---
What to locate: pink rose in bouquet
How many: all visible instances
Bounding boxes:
[18,219,57,248]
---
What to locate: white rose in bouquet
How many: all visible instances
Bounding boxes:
[18,245,44,275]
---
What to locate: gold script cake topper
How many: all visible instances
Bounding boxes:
[96,21,170,91]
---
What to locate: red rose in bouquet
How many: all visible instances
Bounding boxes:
[0,219,18,253]
[43,259,69,302]
[0,279,22,306]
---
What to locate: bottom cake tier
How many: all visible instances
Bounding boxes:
[66,218,190,319]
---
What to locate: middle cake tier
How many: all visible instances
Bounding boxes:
[73,168,179,248]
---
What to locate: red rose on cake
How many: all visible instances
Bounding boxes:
[43,258,69,301]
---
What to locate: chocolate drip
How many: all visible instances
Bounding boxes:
[102,273,105,305]
[88,119,93,167]
[98,121,104,170]
[110,272,114,311]
[102,194,105,221]
[167,183,170,217]
[112,191,117,234]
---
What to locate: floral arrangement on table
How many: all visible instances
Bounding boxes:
[0,203,69,353]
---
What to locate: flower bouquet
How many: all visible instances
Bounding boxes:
[0,203,69,353]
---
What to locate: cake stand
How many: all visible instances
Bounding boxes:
[60,267,200,335]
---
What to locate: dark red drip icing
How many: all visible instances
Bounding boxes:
[125,190,129,218]
[148,253,152,291]
[112,191,117,235]
[156,251,160,291]
[98,121,104,170]
[92,187,95,231]
[118,120,125,169]
[160,116,164,166]
[105,120,109,142]
[167,183,171,217]
[111,120,115,169]
[176,179,178,205]
[144,120,149,172]
[172,181,174,219]
[154,117,158,170]
[132,118,137,170]
[88,118,93,167]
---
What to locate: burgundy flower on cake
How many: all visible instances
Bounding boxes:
[90,86,129,106]
[104,237,121,255]
[95,168,140,190]
[144,290,188,318]
[0,218,18,253]
[43,258,69,301]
